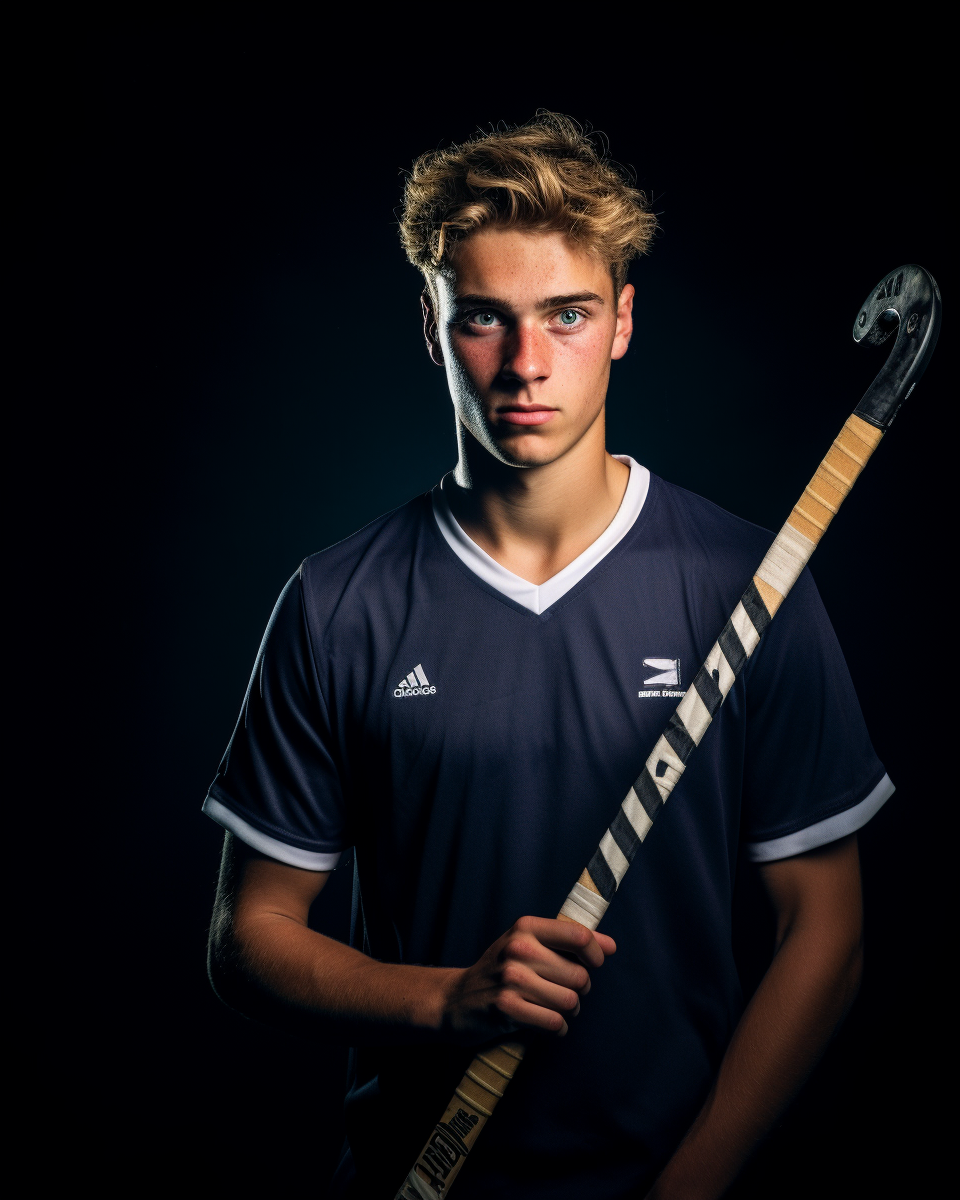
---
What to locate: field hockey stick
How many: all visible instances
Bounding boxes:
[395,264,941,1200]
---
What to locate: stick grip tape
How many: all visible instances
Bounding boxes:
[395,1041,525,1198]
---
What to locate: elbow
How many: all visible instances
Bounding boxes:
[206,925,249,1015]
[207,920,286,1029]
[207,887,259,1016]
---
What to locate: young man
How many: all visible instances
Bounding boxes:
[204,114,892,1198]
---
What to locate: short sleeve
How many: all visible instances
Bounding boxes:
[741,568,893,862]
[201,569,348,870]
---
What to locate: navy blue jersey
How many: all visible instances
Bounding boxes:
[204,464,889,1198]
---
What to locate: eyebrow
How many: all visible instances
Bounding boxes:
[452,291,606,312]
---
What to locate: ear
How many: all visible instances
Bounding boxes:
[611,283,635,360]
[421,290,444,367]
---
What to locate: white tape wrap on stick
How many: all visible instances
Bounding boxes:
[559,882,608,930]
[756,523,816,596]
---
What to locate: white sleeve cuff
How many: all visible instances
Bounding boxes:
[745,773,895,863]
[202,796,342,871]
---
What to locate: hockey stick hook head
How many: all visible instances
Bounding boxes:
[853,264,941,429]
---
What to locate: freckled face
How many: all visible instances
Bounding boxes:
[433,228,634,467]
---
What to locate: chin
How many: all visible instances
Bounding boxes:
[491,435,568,468]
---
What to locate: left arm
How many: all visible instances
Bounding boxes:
[646,833,863,1200]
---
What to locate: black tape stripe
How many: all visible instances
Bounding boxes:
[693,665,724,716]
[664,712,696,763]
[741,579,772,637]
[609,804,642,864]
[718,619,747,679]
[587,848,617,902]
[633,767,663,822]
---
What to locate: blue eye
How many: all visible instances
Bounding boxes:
[558,309,579,325]
[475,312,497,326]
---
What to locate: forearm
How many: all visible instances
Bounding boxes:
[210,910,457,1044]
[646,926,862,1199]
[209,836,613,1048]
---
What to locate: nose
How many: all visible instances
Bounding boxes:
[500,320,551,385]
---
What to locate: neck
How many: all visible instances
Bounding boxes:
[445,411,630,585]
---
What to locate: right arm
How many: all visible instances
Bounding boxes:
[208,832,616,1046]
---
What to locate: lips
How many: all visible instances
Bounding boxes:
[496,406,558,426]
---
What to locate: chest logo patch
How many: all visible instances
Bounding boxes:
[394,663,437,698]
[639,657,685,698]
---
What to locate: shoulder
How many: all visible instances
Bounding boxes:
[297,492,433,625]
[651,475,829,627]
[653,476,772,551]
[644,475,774,578]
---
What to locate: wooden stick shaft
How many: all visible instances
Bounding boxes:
[394,413,884,1199]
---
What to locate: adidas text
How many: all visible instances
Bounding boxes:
[394,664,436,699]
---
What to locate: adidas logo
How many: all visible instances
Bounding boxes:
[393,664,437,698]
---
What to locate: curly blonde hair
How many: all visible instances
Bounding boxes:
[400,112,656,298]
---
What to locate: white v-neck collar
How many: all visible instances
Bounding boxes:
[431,456,650,615]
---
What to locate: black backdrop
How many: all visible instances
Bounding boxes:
[30,29,950,1200]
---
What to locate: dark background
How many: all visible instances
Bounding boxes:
[26,27,949,1199]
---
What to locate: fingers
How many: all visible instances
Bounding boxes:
[447,916,616,1042]
[503,931,593,994]
[512,915,617,968]
[487,917,616,1036]
[499,958,582,1019]
[594,932,617,957]
[499,990,573,1037]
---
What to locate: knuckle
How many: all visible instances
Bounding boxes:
[509,934,537,961]
[495,987,517,1013]
[502,936,523,960]
[500,962,525,988]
